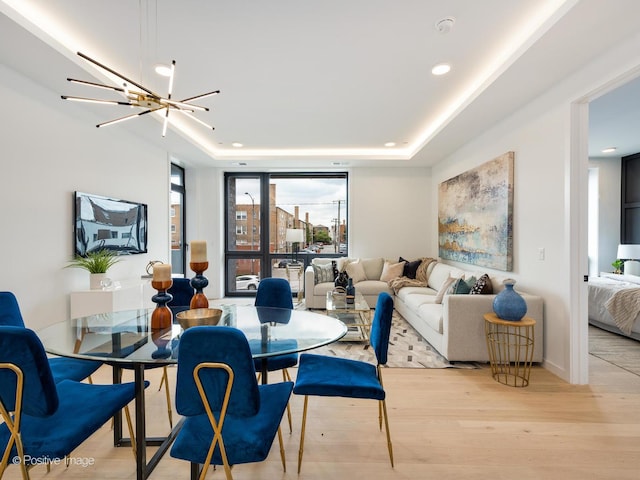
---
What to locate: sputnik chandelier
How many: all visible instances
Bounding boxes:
[61,51,219,137]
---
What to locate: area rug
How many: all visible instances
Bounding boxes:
[312,310,480,369]
[589,325,640,376]
[212,299,479,369]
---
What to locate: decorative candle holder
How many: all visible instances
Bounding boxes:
[151,279,173,331]
[190,261,209,309]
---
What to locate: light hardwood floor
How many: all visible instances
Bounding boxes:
[26,356,640,480]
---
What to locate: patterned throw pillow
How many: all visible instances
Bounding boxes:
[470,273,493,294]
[313,263,335,284]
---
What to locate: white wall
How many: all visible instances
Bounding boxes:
[429,29,640,381]
[0,65,170,331]
[431,105,569,377]
[348,167,432,260]
[589,157,621,274]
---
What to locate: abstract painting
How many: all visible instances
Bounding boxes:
[438,152,514,271]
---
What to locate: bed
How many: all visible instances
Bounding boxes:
[588,273,640,341]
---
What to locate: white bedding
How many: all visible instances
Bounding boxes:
[588,274,640,339]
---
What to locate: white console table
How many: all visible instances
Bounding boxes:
[70,279,155,318]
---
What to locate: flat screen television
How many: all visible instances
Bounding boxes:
[74,191,148,256]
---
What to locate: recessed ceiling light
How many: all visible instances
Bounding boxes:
[154,64,172,77]
[432,63,451,76]
[602,147,617,153]
[231,142,244,148]
[384,142,396,147]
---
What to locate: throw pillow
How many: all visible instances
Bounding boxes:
[435,275,457,304]
[465,276,477,290]
[345,260,367,283]
[313,263,335,284]
[470,273,493,294]
[447,277,471,295]
[380,260,406,282]
[399,257,422,279]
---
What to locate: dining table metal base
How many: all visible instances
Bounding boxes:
[112,364,184,480]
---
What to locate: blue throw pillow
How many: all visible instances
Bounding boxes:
[448,278,471,294]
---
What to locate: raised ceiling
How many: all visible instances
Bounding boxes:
[1,0,640,168]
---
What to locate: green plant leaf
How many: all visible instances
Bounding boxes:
[65,249,121,274]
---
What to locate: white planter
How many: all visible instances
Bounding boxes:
[89,273,107,290]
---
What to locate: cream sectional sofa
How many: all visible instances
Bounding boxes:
[304,257,544,363]
[304,257,392,309]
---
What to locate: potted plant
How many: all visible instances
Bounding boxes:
[66,249,121,289]
[612,259,624,275]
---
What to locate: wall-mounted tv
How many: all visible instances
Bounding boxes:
[74,191,148,256]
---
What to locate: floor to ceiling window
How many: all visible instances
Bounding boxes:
[224,173,348,296]
[170,164,186,276]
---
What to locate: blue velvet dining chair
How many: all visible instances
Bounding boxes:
[252,277,297,432]
[293,292,395,473]
[170,326,293,480]
[0,326,145,480]
[168,278,194,317]
[0,291,101,383]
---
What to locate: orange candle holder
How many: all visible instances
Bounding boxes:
[189,261,209,309]
[151,279,173,331]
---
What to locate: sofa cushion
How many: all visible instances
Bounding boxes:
[396,286,436,303]
[360,257,384,281]
[435,275,457,304]
[428,263,464,291]
[470,273,493,294]
[312,257,339,267]
[399,257,422,279]
[345,260,367,283]
[416,303,444,334]
[313,281,336,298]
[354,280,392,297]
[313,263,335,284]
[402,292,438,312]
[336,257,353,272]
[380,260,405,282]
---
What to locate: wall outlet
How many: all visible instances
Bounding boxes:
[538,248,545,261]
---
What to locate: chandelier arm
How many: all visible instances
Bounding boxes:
[165,99,208,112]
[61,96,136,106]
[179,90,220,103]
[77,52,162,99]
[67,78,127,93]
[178,111,215,130]
[162,108,170,137]
[96,106,165,128]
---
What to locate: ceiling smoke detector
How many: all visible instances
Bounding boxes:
[435,17,455,34]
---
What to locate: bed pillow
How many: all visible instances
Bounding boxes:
[380,260,406,282]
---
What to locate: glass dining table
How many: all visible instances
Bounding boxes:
[38,305,347,480]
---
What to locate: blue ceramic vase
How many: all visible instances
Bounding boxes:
[492,279,527,321]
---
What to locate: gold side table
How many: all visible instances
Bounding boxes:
[483,313,536,387]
